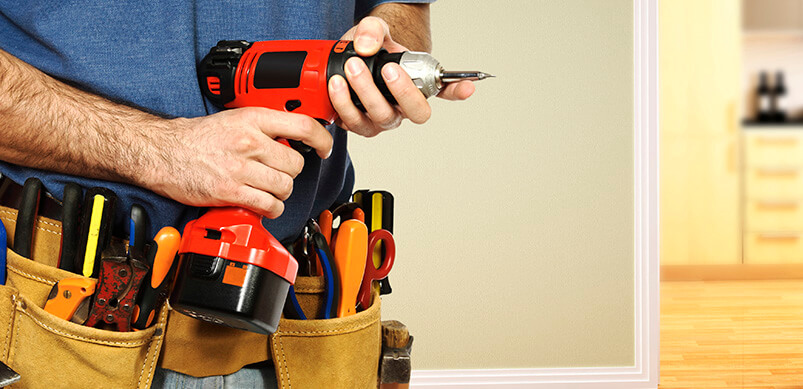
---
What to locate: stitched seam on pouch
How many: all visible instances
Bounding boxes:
[10,298,19,367]
[19,309,150,347]
[6,265,57,286]
[3,294,15,361]
[279,335,291,388]
[139,306,167,388]
[271,334,290,388]
[0,212,61,237]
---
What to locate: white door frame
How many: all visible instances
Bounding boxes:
[411,0,660,387]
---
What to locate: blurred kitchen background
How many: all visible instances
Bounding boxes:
[661,1,803,387]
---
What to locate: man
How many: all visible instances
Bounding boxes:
[0,0,473,386]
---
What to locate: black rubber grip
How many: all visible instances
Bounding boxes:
[326,42,403,111]
[14,178,42,259]
[132,242,177,330]
[129,204,149,258]
[58,183,83,272]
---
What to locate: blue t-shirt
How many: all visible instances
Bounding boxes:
[0,0,429,242]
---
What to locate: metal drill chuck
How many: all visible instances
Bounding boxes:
[397,51,444,98]
[397,51,495,98]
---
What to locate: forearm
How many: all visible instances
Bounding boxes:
[368,3,431,52]
[0,48,170,185]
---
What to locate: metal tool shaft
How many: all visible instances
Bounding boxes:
[440,71,495,83]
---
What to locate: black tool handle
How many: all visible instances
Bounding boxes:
[14,177,42,259]
[131,259,176,329]
[129,204,148,257]
[132,227,180,329]
[58,183,83,272]
[132,243,162,329]
[326,42,403,110]
[371,191,395,296]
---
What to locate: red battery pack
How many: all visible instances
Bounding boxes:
[170,207,298,334]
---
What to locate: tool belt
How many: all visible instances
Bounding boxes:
[0,178,399,388]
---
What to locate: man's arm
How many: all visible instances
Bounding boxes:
[329,3,475,137]
[369,3,432,53]
[0,49,333,218]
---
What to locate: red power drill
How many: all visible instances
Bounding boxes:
[197,40,492,124]
[171,40,491,334]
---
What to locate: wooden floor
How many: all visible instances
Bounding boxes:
[661,280,803,388]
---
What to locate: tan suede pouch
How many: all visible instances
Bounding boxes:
[0,207,168,388]
[158,307,269,377]
[0,206,271,379]
[271,276,382,389]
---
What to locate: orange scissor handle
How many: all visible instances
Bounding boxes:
[357,229,395,310]
[319,210,333,244]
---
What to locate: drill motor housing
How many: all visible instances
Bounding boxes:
[198,39,402,124]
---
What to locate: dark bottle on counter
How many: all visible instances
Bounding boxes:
[757,71,772,122]
[772,70,788,123]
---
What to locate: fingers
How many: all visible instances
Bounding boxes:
[236,185,285,219]
[261,139,304,178]
[329,59,433,136]
[381,63,431,124]
[353,17,391,56]
[329,75,377,137]
[344,57,402,129]
[228,160,296,218]
[242,160,294,201]
[246,107,334,159]
[437,80,476,101]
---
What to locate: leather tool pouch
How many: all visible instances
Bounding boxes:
[270,275,383,389]
[0,206,168,388]
[0,206,390,388]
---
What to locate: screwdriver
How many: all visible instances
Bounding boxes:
[132,227,181,329]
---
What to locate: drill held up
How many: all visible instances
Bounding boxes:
[197,39,493,124]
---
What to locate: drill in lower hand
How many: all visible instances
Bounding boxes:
[197,39,493,126]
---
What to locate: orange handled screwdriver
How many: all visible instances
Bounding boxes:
[132,227,181,329]
[333,219,368,317]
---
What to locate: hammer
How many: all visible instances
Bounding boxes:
[380,320,413,389]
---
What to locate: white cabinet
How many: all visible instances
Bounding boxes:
[743,128,803,264]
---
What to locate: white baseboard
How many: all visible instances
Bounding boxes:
[411,367,657,388]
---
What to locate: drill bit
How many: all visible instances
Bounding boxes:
[440,71,495,83]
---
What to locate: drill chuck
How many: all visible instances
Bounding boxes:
[396,51,444,98]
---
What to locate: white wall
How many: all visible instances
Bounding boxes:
[348,0,635,370]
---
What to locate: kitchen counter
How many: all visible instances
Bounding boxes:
[743,121,803,128]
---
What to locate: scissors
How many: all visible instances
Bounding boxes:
[357,229,395,310]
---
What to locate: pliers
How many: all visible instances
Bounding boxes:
[283,219,339,320]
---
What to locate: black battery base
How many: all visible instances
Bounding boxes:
[170,253,290,334]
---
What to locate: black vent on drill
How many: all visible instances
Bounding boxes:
[189,254,221,278]
[197,40,251,106]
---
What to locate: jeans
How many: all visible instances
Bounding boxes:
[152,362,279,389]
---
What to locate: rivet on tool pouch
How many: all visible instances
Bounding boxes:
[170,207,298,334]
